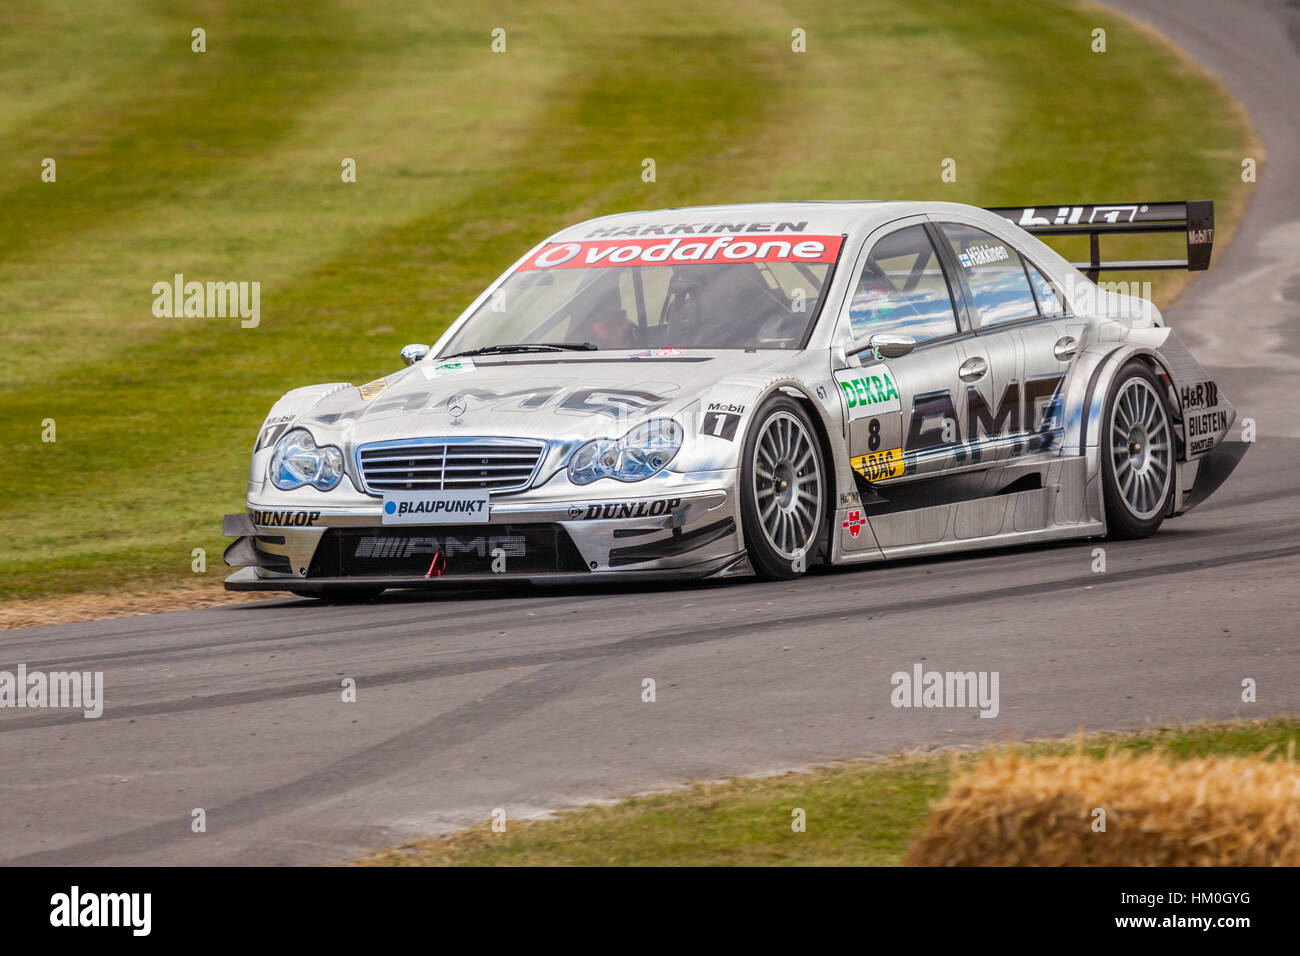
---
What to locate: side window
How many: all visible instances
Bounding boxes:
[940,223,1038,327]
[1024,260,1065,316]
[848,224,959,344]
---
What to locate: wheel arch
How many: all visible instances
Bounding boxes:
[731,382,841,568]
[779,386,839,565]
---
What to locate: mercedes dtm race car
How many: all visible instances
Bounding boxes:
[223,200,1246,598]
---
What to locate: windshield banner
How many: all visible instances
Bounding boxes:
[517,235,844,270]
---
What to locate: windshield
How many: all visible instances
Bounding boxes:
[441,234,843,354]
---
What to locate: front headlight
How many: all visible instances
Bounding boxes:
[568,418,683,485]
[268,428,345,491]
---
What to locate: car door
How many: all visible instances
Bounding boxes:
[1013,255,1080,452]
[832,219,998,549]
[931,221,1068,466]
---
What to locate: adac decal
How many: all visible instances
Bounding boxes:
[251,509,321,527]
[358,378,389,401]
[630,348,684,358]
[569,497,681,520]
[1179,379,1219,412]
[516,235,843,271]
[906,373,1065,462]
[835,366,901,419]
[851,448,904,482]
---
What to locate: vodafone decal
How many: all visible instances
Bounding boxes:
[518,235,843,270]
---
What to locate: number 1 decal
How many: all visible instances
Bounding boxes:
[702,411,742,441]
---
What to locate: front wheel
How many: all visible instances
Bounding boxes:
[739,396,827,579]
[1101,362,1175,539]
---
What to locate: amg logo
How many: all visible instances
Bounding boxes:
[354,535,527,559]
[907,374,1065,453]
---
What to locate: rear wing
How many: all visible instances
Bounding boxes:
[986,201,1214,282]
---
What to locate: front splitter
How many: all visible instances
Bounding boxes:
[223,551,750,592]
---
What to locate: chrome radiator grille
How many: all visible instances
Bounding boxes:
[356,438,546,494]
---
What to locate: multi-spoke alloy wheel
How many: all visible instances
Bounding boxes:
[1102,363,1174,538]
[740,397,826,578]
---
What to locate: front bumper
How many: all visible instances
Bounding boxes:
[223,486,747,591]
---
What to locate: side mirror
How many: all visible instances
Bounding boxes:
[867,333,915,359]
[400,343,430,367]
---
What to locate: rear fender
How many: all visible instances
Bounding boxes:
[1062,326,1237,522]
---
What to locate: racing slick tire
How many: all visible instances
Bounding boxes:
[1101,361,1175,539]
[290,587,385,602]
[740,395,827,580]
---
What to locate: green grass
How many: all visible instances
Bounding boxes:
[0,0,1256,601]
[358,718,1300,866]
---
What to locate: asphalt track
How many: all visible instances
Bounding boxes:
[2,0,1297,865]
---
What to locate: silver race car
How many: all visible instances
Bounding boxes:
[223,200,1246,598]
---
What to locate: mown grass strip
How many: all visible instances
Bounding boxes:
[358,718,1300,866]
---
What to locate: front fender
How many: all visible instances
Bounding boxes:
[676,367,855,504]
[247,382,354,495]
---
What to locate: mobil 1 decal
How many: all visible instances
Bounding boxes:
[838,364,905,482]
[907,373,1065,464]
[701,401,745,441]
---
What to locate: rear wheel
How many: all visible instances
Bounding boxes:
[740,396,827,579]
[1101,362,1174,539]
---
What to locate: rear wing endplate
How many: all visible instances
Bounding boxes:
[986,201,1214,282]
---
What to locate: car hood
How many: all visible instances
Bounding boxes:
[297,350,796,445]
